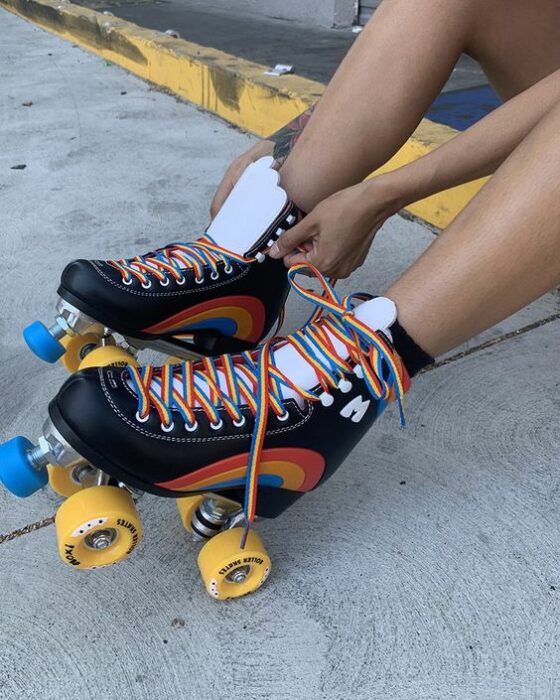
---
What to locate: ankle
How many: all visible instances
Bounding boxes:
[390,319,434,377]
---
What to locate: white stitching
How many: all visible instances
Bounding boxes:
[100,369,314,444]
[91,260,250,297]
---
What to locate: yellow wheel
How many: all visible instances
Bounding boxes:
[197,527,271,600]
[77,345,138,370]
[48,464,83,498]
[59,332,103,372]
[176,495,205,532]
[55,486,143,570]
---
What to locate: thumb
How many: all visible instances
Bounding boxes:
[269,218,314,259]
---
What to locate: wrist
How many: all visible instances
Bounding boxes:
[362,171,410,217]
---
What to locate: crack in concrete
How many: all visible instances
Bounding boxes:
[0,515,55,545]
[424,311,560,373]
[398,209,441,236]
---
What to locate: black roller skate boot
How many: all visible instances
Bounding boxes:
[2,264,410,599]
[23,157,301,372]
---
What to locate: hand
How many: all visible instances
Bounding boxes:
[210,140,275,218]
[269,177,402,278]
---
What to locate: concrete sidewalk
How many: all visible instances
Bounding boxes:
[1,13,560,700]
[0,0,493,229]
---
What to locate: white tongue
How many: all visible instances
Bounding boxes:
[127,157,288,275]
[206,156,288,256]
[157,296,397,410]
[272,296,397,406]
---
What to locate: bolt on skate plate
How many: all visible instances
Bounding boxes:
[23,297,141,372]
[0,418,144,568]
[23,298,103,364]
[0,417,270,596]
[177,495,271,600]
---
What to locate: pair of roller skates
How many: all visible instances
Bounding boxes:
[0,157,409,600]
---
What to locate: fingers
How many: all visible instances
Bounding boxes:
[269,218,314,259]
[282,251,308,268]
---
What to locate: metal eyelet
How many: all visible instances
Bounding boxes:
[210,270,220,281]
[195,276,205,285]
[176,276,186,285]
[159,277,170,287]
[277,411,290,422]
[210,419,223,430]
[161,421,175,433]
[232,415,246,428]
[224,264,233,274]
[185,421,199,432]
[338,379,353,393]
[135,411,150,423]
[123,278,134,286]
[141,280,152,290]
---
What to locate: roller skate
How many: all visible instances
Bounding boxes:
[1,264,410,600]
[23,157,300,372]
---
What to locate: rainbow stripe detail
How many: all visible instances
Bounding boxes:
[156,447,325,493]
[143,296,265,343]
[129,263,409,550]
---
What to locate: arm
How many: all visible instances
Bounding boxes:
[269,106,316,163]
[270,69,560,277]
[383,68,560,208]
[210,106,316,217]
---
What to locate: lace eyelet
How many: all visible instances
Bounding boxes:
[159,277,170,287]
[161,421,175,433]
[176,276,186,285]
[195,276,205,285]
[277,411,290,422]
[141,280,152,290]
[135,411,150,423]
[185,421,199,432]
[210,419,224,430]
[224,264,233,274]
[232,415,246,428]
[210,270,220,281]
[123,278,134,286]
[338,379,353,394]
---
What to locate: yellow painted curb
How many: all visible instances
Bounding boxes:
[1,0,486,228]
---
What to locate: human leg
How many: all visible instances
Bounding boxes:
[277,0,560,212]
[387,100,560,358]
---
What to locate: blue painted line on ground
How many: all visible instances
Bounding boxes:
[427,84,501,131]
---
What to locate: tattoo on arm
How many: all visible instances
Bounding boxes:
[270,105,316,163]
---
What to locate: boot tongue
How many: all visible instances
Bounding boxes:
[272,296,397,406]
[353,296,397,338]
[206,156,288,257]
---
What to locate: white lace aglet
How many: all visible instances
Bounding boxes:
[338,378,353,394]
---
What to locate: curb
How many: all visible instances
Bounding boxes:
[1,0,486,228]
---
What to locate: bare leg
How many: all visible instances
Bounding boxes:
[277,0,560,212]
[387,101,560,358]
